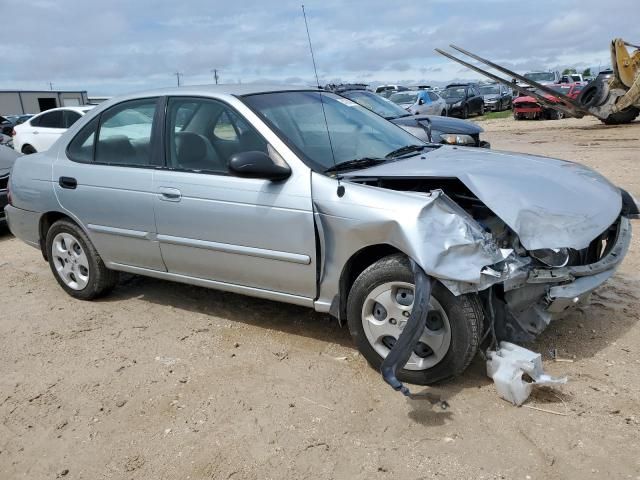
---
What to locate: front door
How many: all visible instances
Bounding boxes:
[152,96,317,299]
[53,97,166,271]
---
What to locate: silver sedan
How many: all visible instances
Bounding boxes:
[5,85,637,388]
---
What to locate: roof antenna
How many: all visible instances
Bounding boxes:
[301,5,343,197]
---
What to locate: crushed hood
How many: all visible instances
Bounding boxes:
[343,146,622,250]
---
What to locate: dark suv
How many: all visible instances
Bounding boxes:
[441,83,485,118]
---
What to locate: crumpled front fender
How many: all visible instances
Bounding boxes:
[312,173,513,314]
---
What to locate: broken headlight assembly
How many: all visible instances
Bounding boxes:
[439,133,476,146]
[529,248,570,267]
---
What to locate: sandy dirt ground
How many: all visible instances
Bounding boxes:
[1,116,639,479]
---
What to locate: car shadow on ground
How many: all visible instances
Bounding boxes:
[103,274,354,348]
[0,224,13,240]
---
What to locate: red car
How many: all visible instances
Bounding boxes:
[513,83,585,120]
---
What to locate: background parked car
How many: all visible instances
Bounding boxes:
[12,106,94,154]
[334,87,489,147]
[375,85,409,98]
[441,84,484,118]
[5,114,33,126]
[478,83,512,111]
[512,84,584,120]
[0,116,13,136]
[0,144,20,225]
[388,90,447,116]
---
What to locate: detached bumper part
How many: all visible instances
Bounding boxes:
[380,261,433,396]
[487,341,567,406]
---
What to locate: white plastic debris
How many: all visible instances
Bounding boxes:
[486,341,567,406]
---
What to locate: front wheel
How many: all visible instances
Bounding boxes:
[346,254,483,385]
[461,105,469,119]
[46,219,119,300]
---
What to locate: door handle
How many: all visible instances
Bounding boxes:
[158,187,181,202]
[33,131,39,135]
[59,176,77,189]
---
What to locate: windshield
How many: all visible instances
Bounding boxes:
[388,92,418,104]
[524,72,555,82]
[340,90,410,119]
[441,87,466,99]
[243,91,426,172]
[479,85,500,95]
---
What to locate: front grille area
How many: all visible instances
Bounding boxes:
[567,218,619,266]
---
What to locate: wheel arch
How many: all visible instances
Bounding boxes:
[39,211,81,260]
[336,243,406,323]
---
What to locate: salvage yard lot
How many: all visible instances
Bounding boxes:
[1,116,639,479]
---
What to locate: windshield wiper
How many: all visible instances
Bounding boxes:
[324,157,387,173]
[385,144,428,158]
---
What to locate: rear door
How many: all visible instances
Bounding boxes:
[53,97,166,270]
[152,96,317,300]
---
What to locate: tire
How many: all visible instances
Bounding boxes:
[479,104,485,116]
[22,144,36,154]
[440,109,446,116]
[601,107,640,125]
[45,219,118,300]
[461,105,469,119]
[346,253,483,385]
[546,109,563,120]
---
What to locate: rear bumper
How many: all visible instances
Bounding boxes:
[4,204,40,247]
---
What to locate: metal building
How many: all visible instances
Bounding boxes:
[0,90,89,115]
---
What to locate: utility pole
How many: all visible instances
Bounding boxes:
[174,72,183,87]
[48,82,53,91]
[211,69,219,84]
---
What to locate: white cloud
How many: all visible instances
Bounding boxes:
[1,0,636,94]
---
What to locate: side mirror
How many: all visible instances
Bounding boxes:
[229,151,291,181]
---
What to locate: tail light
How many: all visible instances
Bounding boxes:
[7,178,12,205]
[11,128,16,137]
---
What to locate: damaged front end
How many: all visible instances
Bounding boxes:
[314,148,635,346]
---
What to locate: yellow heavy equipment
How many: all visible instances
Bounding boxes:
[436,39,640,124]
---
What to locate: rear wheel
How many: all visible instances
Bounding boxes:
[21,144,36,154]
[46,219,118,300]
[346,254,483,385]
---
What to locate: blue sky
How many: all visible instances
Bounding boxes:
[2,0,637,95]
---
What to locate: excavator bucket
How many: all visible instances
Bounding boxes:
[435,45,590,118]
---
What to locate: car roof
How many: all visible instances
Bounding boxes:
[31,106,95,117]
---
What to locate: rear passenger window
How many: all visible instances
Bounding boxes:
[95,99,157,166]
[38,111,64,128]
[67,117,98,163]
[63,110,82,128]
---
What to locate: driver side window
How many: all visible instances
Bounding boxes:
[166,97,268,175]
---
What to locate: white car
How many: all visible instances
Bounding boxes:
[388,90,447,116]
[13,106,94,154]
